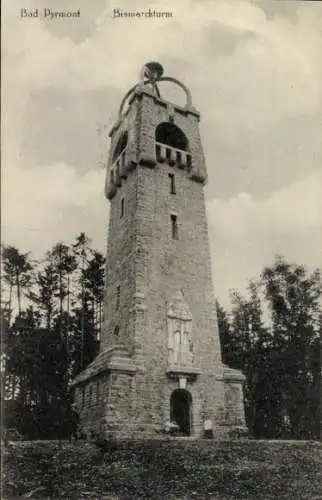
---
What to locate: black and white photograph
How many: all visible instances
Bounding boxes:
[1,0,322,498]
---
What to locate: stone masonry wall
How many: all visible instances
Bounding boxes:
[131,161,227,435]
[102,171,138,353]
[74,375,110,438]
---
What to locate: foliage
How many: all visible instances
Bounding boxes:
[217,256,322,440]
[3,440,322,499]
[1,235,104,439]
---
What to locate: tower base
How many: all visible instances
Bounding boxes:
[72,353,247,440]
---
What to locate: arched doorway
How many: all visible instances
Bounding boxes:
[170,389,192,436]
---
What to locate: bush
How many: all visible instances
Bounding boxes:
[1,427,23,443]
[228,426,249,439]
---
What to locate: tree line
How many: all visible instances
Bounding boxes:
[1,233,104,439]
[1,236,321,440]
[218,257,321,440]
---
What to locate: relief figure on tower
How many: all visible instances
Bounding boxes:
[167,291,194,366]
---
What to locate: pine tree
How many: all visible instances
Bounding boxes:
[72,233,93,370]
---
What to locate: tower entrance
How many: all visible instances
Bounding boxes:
[170,389,192,436]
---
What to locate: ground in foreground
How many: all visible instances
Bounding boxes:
[3,439,322,499]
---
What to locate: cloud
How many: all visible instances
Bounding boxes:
[5,0,321,96]
[216,170,321,236]
[2,162,107,256]
[2,0,322,309]
[208,169,322,306]
[20,88,118,172]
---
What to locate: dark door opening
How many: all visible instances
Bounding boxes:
[170,389,192,436]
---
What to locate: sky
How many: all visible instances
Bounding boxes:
[2,0,322,309]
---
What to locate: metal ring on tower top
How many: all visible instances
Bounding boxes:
[156,76,192,108]
[117,62,193,120]
[118,84,139,120]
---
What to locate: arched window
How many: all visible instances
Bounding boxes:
[155,123,188,151]
[112,131,128,163]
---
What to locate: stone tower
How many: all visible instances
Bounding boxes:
[72,62,246,438]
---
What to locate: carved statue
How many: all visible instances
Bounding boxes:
[167,291,193,366]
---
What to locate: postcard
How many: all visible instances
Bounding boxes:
[2,1,322,499]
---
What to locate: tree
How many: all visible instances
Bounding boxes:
[46,243,77,342]
[26,264,58,330]
[307,322,321,440]
[72,233,92,370]
[216,301,231,366]
[1,247,34,417]
[229,282,273,436]
[262,256,321,438]
[2,235,104,439]
[1,245,33,317]
[218,258,322,439]
[82,251,105,339]
[5,308,42,410]
[70,301,99,377]
[5,307,72,438]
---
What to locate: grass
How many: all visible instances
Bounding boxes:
[3,439,322,499]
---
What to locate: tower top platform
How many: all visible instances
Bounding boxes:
[116,61,195,124]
